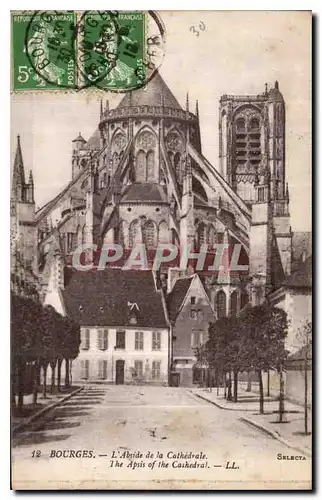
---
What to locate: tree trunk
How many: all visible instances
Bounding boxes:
[33,361,40,406]
[224,371,227,398]
[42,363,48,398]
[258,369,264,414]
[227,371,232,401]
[267,370,270,397]
[50,360,56,394]
[57,358,63,392]
[279,365,285,422]
[65,358,70,388]
[17,360,25,411]
[246,371,252,392]
[233,369,238,402]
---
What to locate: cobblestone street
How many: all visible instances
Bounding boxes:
[12,385,311,489]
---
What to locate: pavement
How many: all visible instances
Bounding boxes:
[12,385,312,490]
[191,387,312,457]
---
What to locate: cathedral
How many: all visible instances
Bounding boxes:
[11,71,311,384]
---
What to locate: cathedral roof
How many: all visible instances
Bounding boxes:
[86,129,101,150]
[121,183,167,203]
[116,71,183,110]
[61,268,168,328]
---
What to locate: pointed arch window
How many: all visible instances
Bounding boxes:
[230,290,238,317]
[77,225,82,246]
[174,152,182,183]
[129,219,140,248]
[158,221,169,244]
[197,223,206,248]
[216,290,226,319]
[146,150,155,182]
[135,150,146,182]
[82,225,86,245]
[142,220,156,249]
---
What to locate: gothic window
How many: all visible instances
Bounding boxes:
[112,131,126,152]
[208,225,216,247]
[174,152,182,183]
[165,130,183,152]
[146,150,155,182]
[230,290,238,317]
[112,152,119,175]
[236,118,246,132]
[158,221,169,243]
[216,290,226,319]
[135,150,146,182]
[142,220,156,249]
[250,118,260,131]
[168,151,173,167]
[197,223,206,248]
[77,225,82,246]
[129,219,140,248]
[82,225,86,245]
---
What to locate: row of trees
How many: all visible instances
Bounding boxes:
[197,304,289,414]
[11,292,80,411]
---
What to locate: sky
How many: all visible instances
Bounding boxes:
[11,10,311,231]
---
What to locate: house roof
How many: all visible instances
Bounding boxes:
[72,133,86,143]
[117,71,183,110]
[61,268,168,328]
[284,255,312,289]
[121,183,167,203]
[167,276,194,322]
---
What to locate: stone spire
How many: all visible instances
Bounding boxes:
[195,100,199,118]
[12,135,26,201]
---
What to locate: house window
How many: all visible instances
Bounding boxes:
[97,329,108,350]
[190,309,198,320]
[81,328,90,350]
[135,331,144,350]
[191,296,196,305]
[152,331,161,350]
[116,330,126,349]
[98,359,107,379]
[197,310,204,321]
[134,360,143,378]
[81,359,89,379]
[152,361,161,380]
[192,331,204,348]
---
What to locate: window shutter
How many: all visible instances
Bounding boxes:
[85,329,90,349]
[97,329,102,350]
[104,330,108,350]
[103,360,107,379]
[85,360,89,379]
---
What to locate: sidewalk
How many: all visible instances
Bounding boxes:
[191,387,312,457]
[12,386,83,433]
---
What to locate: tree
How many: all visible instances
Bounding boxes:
[239,304,288,414]
[201,316,242,402]
[296,321,312,435]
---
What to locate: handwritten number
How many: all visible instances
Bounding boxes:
[190,21,206,37]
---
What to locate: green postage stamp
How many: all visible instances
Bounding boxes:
[11,11,147,92]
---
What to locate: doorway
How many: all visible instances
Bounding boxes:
[115,360,125,385]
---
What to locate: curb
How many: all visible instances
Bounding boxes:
[240,416,311,458]
[12,386,84,435]
[190,390,255,411]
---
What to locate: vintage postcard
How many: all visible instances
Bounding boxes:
[11,10,312,490]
